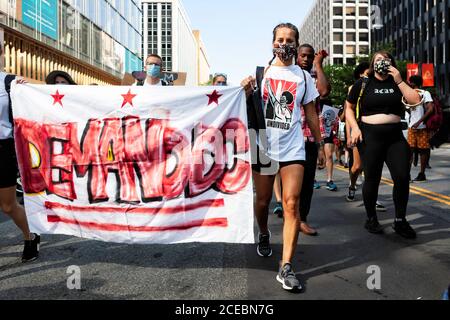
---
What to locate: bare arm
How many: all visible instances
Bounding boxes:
[314,53,331,98]
[412,101,434,129]
[345,100,363,146]
[241,76,256,99]
[389,66,421,105]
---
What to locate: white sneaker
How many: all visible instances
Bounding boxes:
[356,176,364,186]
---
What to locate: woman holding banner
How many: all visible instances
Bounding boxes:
[0,49,40,262]
[241,22,323,292]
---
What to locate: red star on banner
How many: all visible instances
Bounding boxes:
[121,89,137,108]
[51,90,65,107]
[206,90,223,106]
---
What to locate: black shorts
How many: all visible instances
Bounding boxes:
[324,133,335,145]
[0,139,19,188]
[251,144,306,174]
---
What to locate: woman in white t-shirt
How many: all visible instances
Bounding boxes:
[241,23,323,292]
[0,59,40,262]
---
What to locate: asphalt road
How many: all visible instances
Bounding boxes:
[0,145,449,300]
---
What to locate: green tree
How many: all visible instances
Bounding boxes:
[323,64,355,107]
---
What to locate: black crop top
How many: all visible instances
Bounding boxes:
[347,76,404,117]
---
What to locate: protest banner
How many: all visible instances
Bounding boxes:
[11,84,254,244]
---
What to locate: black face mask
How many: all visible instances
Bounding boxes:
[273,44,297,62]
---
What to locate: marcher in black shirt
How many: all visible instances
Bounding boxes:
[346,51,421,239]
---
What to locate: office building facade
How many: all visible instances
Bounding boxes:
[142,0,210,85]
[299,0,371,65]
[371,0,450,106]
[0,0,142,85]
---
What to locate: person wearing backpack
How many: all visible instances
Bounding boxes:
[406,75,434,182]
[241,23,323,292]
[271,44,328,235]
[0,47,40,262]
[346,51,421,239]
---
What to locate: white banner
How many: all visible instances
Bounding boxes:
[11,84,254,244]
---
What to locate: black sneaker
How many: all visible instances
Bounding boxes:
[413,173,426,182]
[257,231,272,257]
[276,263,302,291]
[365,217,384,234]
[346,186,356,202]
[22,233,40,263]
[393,219,417,239]
[273,202,283,218]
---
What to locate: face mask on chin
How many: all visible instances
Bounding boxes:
[273,44,297,62]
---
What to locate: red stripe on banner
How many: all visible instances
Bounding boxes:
[44,199,225,215]
[47,215,228,232]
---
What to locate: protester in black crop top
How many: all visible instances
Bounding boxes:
[345,51,421,239]
[347,76,404,118]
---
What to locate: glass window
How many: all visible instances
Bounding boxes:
[333,20,343,28]
[359,20,368,29]
[333,7,343,16]
[334,45,343,54]
[80,16,90,56]
[333,33,343,41]
[346,45,356,54]
[359,7,368,16]
[346,33,356,41]
[359,45,369,54]
[346,7,356,16]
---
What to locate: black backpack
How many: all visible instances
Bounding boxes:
[4,74,16,127]
[136,79,168,86]
[246,66,267,132]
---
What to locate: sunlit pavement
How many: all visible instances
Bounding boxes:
[1,145,449,300]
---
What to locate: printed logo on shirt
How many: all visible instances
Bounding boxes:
[374,88,395,94]
[263,79,298,130]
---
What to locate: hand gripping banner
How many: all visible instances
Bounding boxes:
[11,84,254,244]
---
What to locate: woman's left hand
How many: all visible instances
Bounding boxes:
[16,77,28,85]
[388,66,402,84]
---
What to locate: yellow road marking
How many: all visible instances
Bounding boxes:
[335,165,450,207]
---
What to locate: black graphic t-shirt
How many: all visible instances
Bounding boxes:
[347,76,404,117]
